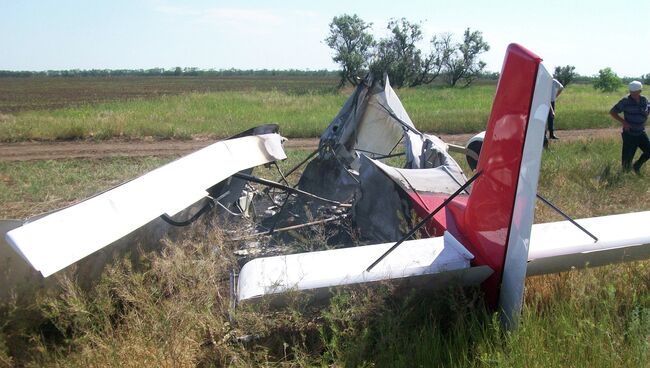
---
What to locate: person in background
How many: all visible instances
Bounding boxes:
[548,78,564,140]
[609,81,650,174]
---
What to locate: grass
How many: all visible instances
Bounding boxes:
[0,82,630,142]
[0,91,347,141]
[0,157,172,219]
[536,137,650,219]
[0,138,649,366]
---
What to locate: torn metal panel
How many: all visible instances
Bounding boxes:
[6,133,287,277]
[353,156,412,242]
[406,133,455,169]
[295,156,359,204]
[318,75,419,169]
[352,153,468,243]
[316,74,454,172]
[366,156,467,195]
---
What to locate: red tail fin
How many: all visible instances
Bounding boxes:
[450,44,551,319]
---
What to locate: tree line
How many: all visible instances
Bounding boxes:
[325,15,490,88]
[0,68,339,78]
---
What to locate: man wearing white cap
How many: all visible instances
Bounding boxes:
[609,81,650,173]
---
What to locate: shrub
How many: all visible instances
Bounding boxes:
[593,67,621,92]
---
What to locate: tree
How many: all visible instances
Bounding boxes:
[370,19,451,88]
[553,65,578,86]
[593,67,621,92]
[325,14,375,87]
[641,73,650,85]
[443,28,490,87]
[422,34,455,85]
[370,18,424,88]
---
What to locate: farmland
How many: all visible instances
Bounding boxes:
[0,75,339,113]
[0,76,624,142]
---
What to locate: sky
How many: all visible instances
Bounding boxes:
[1,0,648,77]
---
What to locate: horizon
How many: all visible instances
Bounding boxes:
[0,67,637,81]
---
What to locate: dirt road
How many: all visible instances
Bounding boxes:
[0,128,620,162]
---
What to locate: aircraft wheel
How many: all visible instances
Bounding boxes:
[466,140,482,171]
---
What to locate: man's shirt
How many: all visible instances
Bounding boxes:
[610,95,649,134]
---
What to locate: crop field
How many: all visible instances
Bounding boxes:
[0,75,339,113]
[0,138,649,367]
[0,76,626,142]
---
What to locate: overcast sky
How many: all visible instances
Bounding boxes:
[2,0,648,77]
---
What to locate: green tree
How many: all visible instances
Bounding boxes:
[445,28,490,87]
[370,19,449,88]
[593,67,621,92]
[325,14,375,87]
[553,65,578,86]
[371,19,420,88]
[444,28,489,87]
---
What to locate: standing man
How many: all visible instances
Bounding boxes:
[609,81,650,174]
[548,78,564,140]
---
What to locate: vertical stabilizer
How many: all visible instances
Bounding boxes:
[452,44,552,327]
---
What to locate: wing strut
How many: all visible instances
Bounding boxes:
[536,193,598,242]
[276,148,319,182]
[160,191,232,226]
[232,172,351,208]
[366,170,483,272]
[160,198,215,226]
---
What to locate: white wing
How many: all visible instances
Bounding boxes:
[5,133,286,277]
[528,211,650,276]
[237,232,492,303]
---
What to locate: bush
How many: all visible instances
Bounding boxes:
[593,67,621,92]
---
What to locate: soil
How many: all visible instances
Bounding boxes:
[0,128,620,162]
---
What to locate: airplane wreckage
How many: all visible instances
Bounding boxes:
[3,44,650,327]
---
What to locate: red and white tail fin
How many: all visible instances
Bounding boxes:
[449,44,552,326]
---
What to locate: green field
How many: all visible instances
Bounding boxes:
[1,139,649,367]
[0,78,629,142]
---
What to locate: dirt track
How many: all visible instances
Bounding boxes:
[0,128,620,162]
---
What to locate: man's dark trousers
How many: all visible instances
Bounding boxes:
[622,131,650,171]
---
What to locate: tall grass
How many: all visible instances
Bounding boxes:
[0,83,628,142]
[0,138,649,366]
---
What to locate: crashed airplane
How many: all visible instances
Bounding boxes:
[3,44,650,327]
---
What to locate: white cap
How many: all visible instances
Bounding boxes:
[629,81,643,92]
